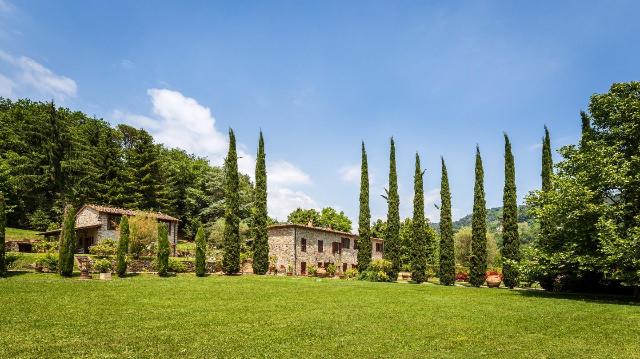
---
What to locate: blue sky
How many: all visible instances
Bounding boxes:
[1,1,639,226]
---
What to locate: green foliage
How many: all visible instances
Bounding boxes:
[156,223,170,277]
[528,82,640,291]
[286,207,352,232]
[4,252,20,270]
[128,213,157,259]
[358,259,394,282]
[411,154,427,283]
[168,258,188,273]
[501,134,520,288]
[438,159,455,285]
[344,267,358,279]
[454,227,498,268]
[35,253,58,272]
[307,264,317,277]
[89,239,117,258]
[0,192,5,276]
[195,226,206,277]
[326,263,337,277]
[469,147,487,287]
[384,137,401,281]
[357,142,372,271]
[222,129,241,274]
[92,258,112,273]
[252,132,269,275]
[542,125,553,193]
[58,205,76,277]
[117,216,129,277]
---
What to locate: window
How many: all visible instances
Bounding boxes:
[301,238,307,252]
[342,263,347,272]
[301,262,307,275]
[318,240,324,253]
[332,242,342,254]
[376,243,384,253]
[341,237,350,249]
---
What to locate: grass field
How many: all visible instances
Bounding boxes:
[0,274,638,358]
[5,227,39,241]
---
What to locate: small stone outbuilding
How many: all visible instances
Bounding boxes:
[267,224,384,275]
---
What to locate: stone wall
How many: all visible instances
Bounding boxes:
[268,227,296,272]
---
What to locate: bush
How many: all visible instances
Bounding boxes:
[358,259,395,282]
[129,213,158,259]
[34,239,57,253]
[326,263,337,277]
[307,264,317,277]
[35,253,58,272]
[168,258,188,273]
[93,258,112,273]
[344,268,358,279]
[89,239,117,258]
[5,252,21,269]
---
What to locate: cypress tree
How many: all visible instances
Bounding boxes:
[156,222,169,277]
[541,126,553,193]
[438,158,455,285]
[411,153,427,283]
[116,215,129,277]
[0,192,5,277]
[252,131,269,275]
[195,225,206,276]
[501,134,520,288]
[469,146,487,287]
[58,205,77,277]
[383,137,401,281]
[222,129,241,274]
[357,141,372,272]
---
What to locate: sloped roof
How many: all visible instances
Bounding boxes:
[82,204,179,221]
[37,224,102,236]
[267,223,383,241]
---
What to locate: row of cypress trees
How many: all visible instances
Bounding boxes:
[358,130,540,287]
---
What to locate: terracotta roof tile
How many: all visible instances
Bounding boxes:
[267,223,383,241]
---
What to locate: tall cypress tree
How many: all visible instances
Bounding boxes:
[223,129,241,274]
[195,225,206,277]
[156,223,169,277]
[501,134,520,288]
[252,131,269,275]
[383,137,401,281]
[357,142,372,272]
[0,192,5,277]
[469,146,487,287]
[116,215,129,277]
[58,205,77,277]
[438,158,455,285]
[541,126,553,193]
[411,153,427,283]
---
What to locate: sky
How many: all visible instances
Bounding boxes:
[1,1,639,227]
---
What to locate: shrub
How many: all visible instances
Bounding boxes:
[326,263,337,277]
[35,253,58,272]
[5,252,21,269]
[34,239,57,253]
[358,259,395,282]
[168,258,188,273]
[307,264,317,277]
[195,226,206,277]
[345,268,358,279]
[89,239,117,258]
[156,223,170,277]
[129,213,158,259]
[93,258,112,273]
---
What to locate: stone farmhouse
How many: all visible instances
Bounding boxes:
[267,224,384,275]
[38,204,179,253]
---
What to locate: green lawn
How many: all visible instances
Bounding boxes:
[0,274,638,358]
[5,227,39,241]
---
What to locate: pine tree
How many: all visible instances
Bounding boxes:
[58,205,77,277]
[438,158,455,285]
[469,146,487,287]
[156,222,170,277]
[501,134,520,288]
[252,131,269,275]
[383,137,401,281]
[411,153,427,283]
[223,129,241,274]
[116,215,129,277]
[357,142,372,272]
[0,192,5,277]
[195,225,206,277]
[542,126,553,193]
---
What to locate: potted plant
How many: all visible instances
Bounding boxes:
[485,271,502,288]
[326,263,337,278]
[286,263,293,276]
[94,258,113,280]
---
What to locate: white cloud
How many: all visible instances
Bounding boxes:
[0,73,14,97]
[114,88,318,220]
[120,59,135,70]
[0,51,77,100]
[339,164,360,183]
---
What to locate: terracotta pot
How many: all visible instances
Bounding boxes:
[99,272,112,281]
[486,275,501,288]
[286,272,293,276]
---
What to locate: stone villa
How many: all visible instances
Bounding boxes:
[38,204,179,253]
[267,224,384,275]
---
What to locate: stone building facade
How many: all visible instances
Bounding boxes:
[267,224,384,275]
[38,204,179,254]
